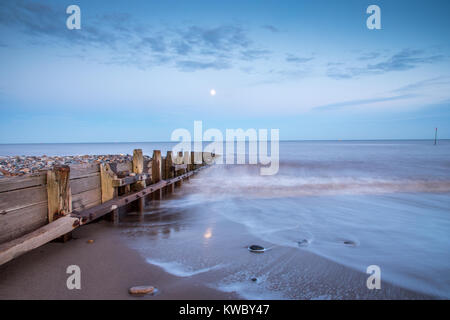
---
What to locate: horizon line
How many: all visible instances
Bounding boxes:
[0,138,448,145]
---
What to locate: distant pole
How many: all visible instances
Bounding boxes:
[434,128,438,145]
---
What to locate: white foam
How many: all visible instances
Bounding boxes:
[146,258,223,277]
[214,282,288,300]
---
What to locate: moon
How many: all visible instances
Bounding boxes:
[210,89,216,96]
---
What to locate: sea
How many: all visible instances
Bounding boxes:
[1,140,449,298]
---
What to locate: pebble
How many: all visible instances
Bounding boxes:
[87,240,94,244]
[343,240,357,247]
[0,154,151,176]
[248,245,265,253]
[129,286,155,295]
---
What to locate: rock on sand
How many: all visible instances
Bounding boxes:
[129,286,155,295]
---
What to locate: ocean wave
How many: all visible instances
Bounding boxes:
[145,258,224,277]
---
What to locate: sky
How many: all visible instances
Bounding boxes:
[0,0,449,143]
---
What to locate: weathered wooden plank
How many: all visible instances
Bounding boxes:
[132,149,144,174]
[0,215,80,266]
[144,159,152,174]
[47,166,72,223]
[70,173,101,195]
[0,202,48,244]
[70,163,100,179]
[112,174,149,187]
[112,161,132,173]
[100,163,115,203]
[173,164,187,171]
[0,173,47,194]
[72,188,101,211]
[0,185,47,214]
[74,199,101,211]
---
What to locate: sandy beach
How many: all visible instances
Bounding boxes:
[0,221,238,300]
[0,195,435,300]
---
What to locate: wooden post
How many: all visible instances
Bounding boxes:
[47,165,72,223]
[100,163,119,224]
[152,150,162,183]
[152,150,162,200]
[137,197,145,214]
[132,149,146,191]
[100,163,116,203]
[183,152,190,172]
[132,149,146,215]
[168,183,175,193]
[47,165,72,242]
[190,152,195,171]
[166,151,174,179]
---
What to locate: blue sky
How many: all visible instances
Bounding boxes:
[0,0,449,142]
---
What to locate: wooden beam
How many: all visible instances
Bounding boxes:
[47,166,72,223]
[183,152,190,172]
[0,215,80,266]
[163,153,167,179]
[166,151,174,179]
[73,179,169,222]
[152,150,162,183]
[189,151,195,171]
[0,173,46,194]
[132,149,146,191]
[111,174,149,187]
[100,163,116,203]
[71,168,202,223]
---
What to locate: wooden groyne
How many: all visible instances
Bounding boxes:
[0,149,215,265]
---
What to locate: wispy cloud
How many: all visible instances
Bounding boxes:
[0,1,269,72]
[327,49,446,80]
[240,49,271,61]
[367,49,444,72]
[262,25,280,33]
[392,76,450,93]
[175,59,231,72]
[357,51,381,61]
[314,94,417,111]
[285,54,314,63]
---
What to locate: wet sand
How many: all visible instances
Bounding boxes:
[0,210,434,300]
[0,221,238,300]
